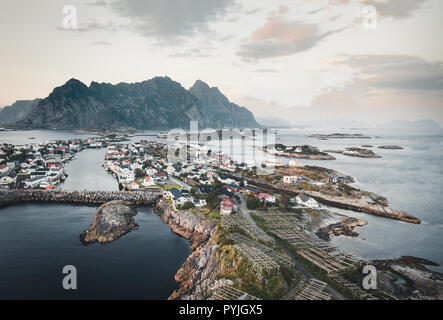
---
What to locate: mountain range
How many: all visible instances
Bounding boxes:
[0,77,259,130]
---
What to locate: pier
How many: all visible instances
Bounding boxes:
[0,189,164,208]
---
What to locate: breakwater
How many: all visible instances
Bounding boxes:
[0,189,164,208]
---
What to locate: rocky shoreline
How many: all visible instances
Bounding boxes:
[325,148,381,158]
[233,176,421,224]
[316,217,368,241]
[153,197,219,300]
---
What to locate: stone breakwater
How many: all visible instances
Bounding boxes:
[0,189,163,208]
[153,197,219,300]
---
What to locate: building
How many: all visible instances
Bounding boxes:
[295,194,320,208]
[169,188,188,206]
[142,176,155,187]
[257,193,276,203]
[0,164,9,175]
[283,176,301,184]
[220,198,234,215]
[128,182,140,190]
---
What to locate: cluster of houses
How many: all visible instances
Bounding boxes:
[0,136,117,190]
[267,144,321,156]
[102,140,323,214]
[0,141,78,190]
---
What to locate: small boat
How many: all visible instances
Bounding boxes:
[40,182,55,190]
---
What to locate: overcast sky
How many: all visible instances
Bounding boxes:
[1,0,442,125]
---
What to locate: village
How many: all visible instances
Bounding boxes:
[1,136,437,300]
[0,135,128,191]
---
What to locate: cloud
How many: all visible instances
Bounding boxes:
[92,40,112,46]
[56,19,119,33]
[169,48,211,58]
[339,54,443,91]
[238,18,346,59]
[109,0,236,40]
[360,0,428,19]
[253,68,279,73]
[245,54,443,124]
[87,0,109,6]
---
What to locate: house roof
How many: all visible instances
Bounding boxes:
[297,194,310,202]
[169,188,184,199]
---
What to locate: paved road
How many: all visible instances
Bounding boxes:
[237,194,346,300]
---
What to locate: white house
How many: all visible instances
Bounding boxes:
[145,168,157,176]
[128,182,140,190]
[142,176,155,187]
[295,194,320,208]
[169,188,188,206]
[166,165,176,175]
[283,176,301,184]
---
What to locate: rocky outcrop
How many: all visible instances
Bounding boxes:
[153,197,219,299]
[325,148,381,158]
[80,201,138,244]
[153,198,215,249]
[378,145,404,150]
[316,217,367,241]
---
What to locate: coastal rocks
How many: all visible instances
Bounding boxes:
[153,197,219,299]
[310,133,372,140]
[373,256,443,300]
[80,200,138,244]
[378,145,404,150]
[263,145,336,160]
[305,191,421,224]
[153,197,215,249]
[316,217,367,241]
[325,147,381,158]
[169,233,220,300]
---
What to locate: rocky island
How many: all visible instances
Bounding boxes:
[263,144,336,160]
[80,200,139,244]
[309,133,371,140]
[325,147,381,158]
[378,145,404,150]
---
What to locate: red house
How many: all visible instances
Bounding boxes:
[220,198,234,215]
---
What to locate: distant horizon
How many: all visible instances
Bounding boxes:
[1,76,442,128]
[1,1,442,126]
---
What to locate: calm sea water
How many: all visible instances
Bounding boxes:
[0,133,191,299]
[0,204,191,299]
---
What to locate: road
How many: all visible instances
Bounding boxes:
[237,194,346,300]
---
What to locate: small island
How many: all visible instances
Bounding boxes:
[80,200,139,244]
[263,144,336,160]
[325,147,381,158]
[378,145,404,150]
[309,133,371,140]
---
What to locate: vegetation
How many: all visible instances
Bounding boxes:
[181,201,195,210]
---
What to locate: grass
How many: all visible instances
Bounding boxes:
[162,184,183,191]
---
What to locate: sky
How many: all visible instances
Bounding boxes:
[0,0,442,125]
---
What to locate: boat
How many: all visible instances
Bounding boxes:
[40,181,55,190]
